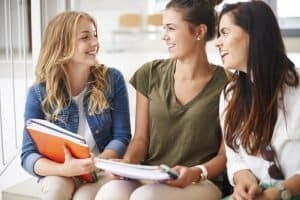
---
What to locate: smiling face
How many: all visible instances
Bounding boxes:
[216,13,249,73]
[162,8,198,60]
[68,16,99,69]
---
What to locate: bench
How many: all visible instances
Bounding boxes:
[2,178,42,200]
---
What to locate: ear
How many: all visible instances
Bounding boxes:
[195,24,208,41]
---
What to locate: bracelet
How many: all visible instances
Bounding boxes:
[193,165,208,184]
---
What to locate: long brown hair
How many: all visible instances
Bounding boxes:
[35,11,109,121]
[220,2,299,154]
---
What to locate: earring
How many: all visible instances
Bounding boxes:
[196,37,201,41]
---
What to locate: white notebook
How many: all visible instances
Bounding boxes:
[95,158,178,181]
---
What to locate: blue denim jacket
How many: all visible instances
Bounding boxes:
[21,67,131,177]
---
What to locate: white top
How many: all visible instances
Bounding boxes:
[72,87,99,155]
[219,70,300,186]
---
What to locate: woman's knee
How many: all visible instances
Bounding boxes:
[130,184,176,200]
[95,180,140,200]
[73,182,100,200]
[39,176,75,200]
[130,181,222,200]
[196,181,222,200]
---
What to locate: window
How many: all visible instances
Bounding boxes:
[0,0,32,175]
[269,0,300,36]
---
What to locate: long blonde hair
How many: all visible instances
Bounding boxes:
[35,11,109,121]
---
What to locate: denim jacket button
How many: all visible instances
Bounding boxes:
[95,130,100,134]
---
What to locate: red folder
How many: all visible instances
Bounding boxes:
[26,119,97,183]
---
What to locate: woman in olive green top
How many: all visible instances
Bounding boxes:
[96,0,227,199]
[130,59,227,169]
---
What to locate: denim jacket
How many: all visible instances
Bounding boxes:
[21,67,131,177]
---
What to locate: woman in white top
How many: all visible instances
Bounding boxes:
[216,1,300,200]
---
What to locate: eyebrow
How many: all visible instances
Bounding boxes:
[163,23,176,27]
[80,30,96,33]
[219,27,229,32]
[79,30,96,34]
[79,30,89,34]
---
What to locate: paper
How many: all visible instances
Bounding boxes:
[95,158,178,181]
[27,119,86,145]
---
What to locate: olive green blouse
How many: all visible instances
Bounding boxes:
[130,59,228,167]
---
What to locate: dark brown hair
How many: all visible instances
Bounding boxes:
[166,0,223,41]
[220,1,299,154]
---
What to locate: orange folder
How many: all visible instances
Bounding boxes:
[26,119,97,183]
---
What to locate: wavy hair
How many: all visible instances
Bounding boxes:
[35,11,109,121]
[220,1,299,154]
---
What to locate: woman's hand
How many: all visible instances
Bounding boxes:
[254,187,280,200]
[230,170,262,200]
[230,182,262,200]
[62,147,95,177]
[164,165,200,188]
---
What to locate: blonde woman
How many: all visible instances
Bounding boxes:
[21,11,131,199]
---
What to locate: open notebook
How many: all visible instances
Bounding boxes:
[95,158,178,181]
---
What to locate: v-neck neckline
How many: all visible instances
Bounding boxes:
[170,62,219,108]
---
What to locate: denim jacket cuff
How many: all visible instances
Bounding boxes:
[104,140,127,157]
[23,153,43,177]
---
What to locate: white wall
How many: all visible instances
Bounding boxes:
[71,0,155,52]
[72,0,147,12]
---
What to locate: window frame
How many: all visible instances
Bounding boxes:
[267,0,300,37]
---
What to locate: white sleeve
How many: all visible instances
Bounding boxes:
[224,143,250,185]
[219,90,250,186]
